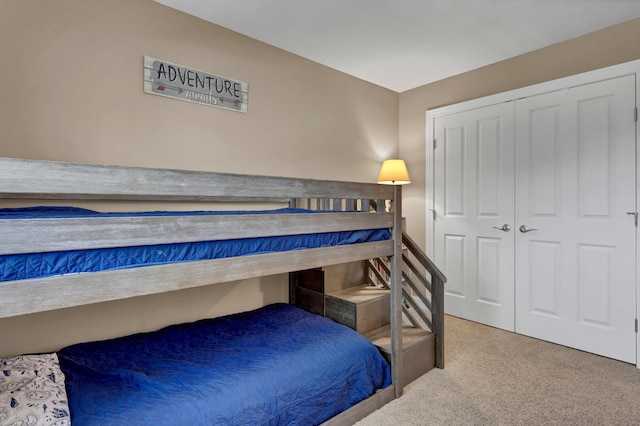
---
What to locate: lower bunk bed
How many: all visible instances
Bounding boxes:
[0,157,404,425]
[1,303,392,426]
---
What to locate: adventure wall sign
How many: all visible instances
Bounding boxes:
[143,56,248,113]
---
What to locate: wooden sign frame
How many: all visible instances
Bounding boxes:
[143,56,248,113]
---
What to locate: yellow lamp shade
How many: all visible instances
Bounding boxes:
[377,159,410,185]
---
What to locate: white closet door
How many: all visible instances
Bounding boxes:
[515,75,636,363]
[434,102,516,331]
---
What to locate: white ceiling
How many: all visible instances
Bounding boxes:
[154,0,640,93]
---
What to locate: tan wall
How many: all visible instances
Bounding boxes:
[0,0,399,356]
[399,18,640,252]
[4,1,638,357]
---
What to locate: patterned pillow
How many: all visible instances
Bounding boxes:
[0,353,70,426]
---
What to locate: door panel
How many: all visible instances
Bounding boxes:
[515,75,636,363]
[443,234,465,296]
[527,240,561,317]
[528,105,561,217]
[434,103,515,331]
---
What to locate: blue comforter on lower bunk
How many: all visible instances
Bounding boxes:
[57,303,392,426]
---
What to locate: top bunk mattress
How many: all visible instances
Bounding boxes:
[0,206,391,282]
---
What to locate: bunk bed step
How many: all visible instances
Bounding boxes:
[324,284,390,334]
[289,261,367,316]
[323,260,367,293]
[365,325,436,388]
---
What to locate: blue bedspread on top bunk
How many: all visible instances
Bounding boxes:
[0,207,390,282]
[57,303,392,426]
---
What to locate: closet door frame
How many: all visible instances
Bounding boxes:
[426,58,640,368]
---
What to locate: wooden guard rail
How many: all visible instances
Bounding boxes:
[367,230,446,369]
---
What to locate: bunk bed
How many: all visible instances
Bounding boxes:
[0,157,405,426]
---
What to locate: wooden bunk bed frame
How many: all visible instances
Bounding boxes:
[0,157,406,424]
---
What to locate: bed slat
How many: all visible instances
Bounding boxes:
[0,212,393,255]
[0,240,393,318]
[0,158,392,201]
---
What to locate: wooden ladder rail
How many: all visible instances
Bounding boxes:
[366,229,446,369]
[401,230,446,369]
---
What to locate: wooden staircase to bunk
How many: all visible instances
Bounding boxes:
[289,230,446,390]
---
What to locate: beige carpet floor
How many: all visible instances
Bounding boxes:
[355,315,640,425]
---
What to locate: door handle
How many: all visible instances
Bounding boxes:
[519,225,538,233]
[492,224,511,232]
